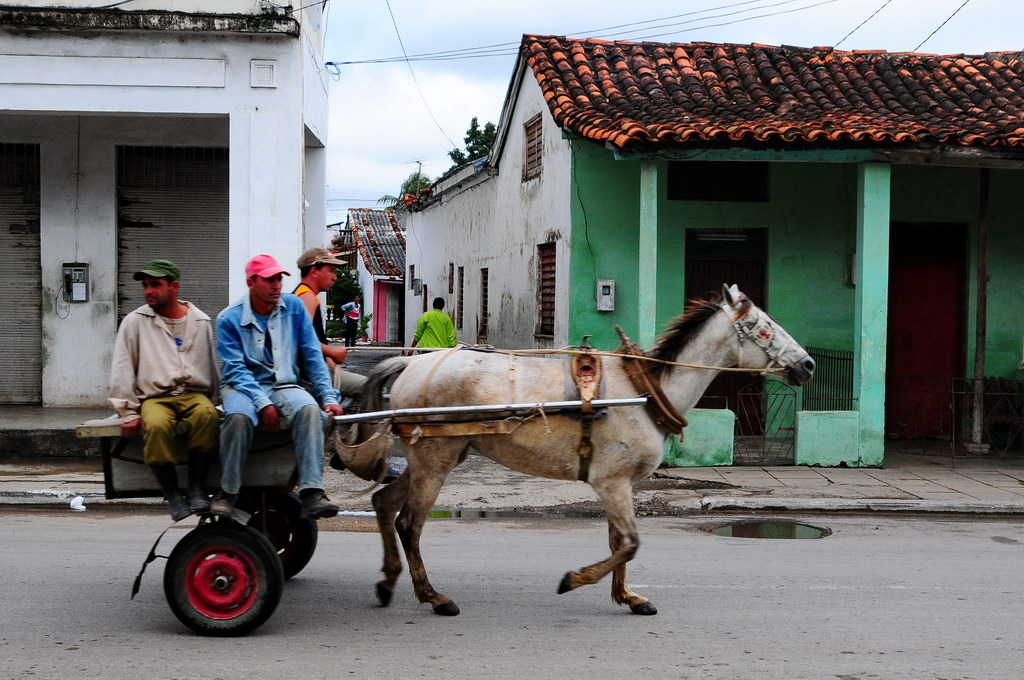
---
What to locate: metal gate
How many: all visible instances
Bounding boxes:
[117,146,229,321]
[733,377,797,465]
[0,144,41,403]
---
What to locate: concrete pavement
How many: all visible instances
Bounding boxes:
[3,447,1024,515]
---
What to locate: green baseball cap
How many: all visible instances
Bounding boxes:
[133,259,180,281]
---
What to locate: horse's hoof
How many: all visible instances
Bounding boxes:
[557,572,574,594]
[376,582,393,607]
[433,601,460,616]
[629,601,658,616]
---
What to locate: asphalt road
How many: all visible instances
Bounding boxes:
[2,508,1023,680]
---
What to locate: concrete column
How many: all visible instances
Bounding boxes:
[638,159,659,346]
[853,162,891,465]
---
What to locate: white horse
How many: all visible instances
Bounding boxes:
[360,285,815,616]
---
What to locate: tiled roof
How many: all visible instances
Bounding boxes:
[346,208,405,279]
[522,35,1024,152]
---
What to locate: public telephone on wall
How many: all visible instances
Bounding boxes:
[596,279,615,311]
[62,263,89,303]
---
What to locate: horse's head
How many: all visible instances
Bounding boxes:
[721,284,815,386]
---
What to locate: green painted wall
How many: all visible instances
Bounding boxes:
[569,146,1024,377]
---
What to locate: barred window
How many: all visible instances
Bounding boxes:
[478,268,489,342]
[456,266,465,330]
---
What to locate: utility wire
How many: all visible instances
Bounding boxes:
[329,0,826,66]
[287,0,328,14]
[384,0,458,149]
[913,0,972,52]
[835,0,895,48]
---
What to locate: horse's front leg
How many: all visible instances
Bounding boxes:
[557,477,656,615]
[395,439,464,616]
[609,523,657,615]
[371,471,410,607]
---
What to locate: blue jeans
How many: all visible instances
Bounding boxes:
[219,385,328,494]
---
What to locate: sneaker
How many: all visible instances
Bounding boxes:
[167,494,191,522]
[300,489,339,519]
[210,491,237,517]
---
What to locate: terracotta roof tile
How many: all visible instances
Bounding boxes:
[345,208,405,279]
[521,36,1024,151]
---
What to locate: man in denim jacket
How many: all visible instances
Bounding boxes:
[211,254,344,518]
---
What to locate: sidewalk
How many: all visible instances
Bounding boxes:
[3,448,1024,515]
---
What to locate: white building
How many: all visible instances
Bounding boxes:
[0,0,329,406]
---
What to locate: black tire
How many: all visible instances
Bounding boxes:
[163,522,284,637]
[241,492,319,580]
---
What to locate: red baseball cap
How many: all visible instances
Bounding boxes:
[245,254,291,279]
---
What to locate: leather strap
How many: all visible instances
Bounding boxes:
[570,346,602,481]
[613,325,688,436]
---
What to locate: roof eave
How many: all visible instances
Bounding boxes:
[0,8,300,37]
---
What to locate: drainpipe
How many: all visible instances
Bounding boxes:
[968,168,990,454]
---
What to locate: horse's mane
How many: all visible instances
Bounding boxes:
[647,292,752,378]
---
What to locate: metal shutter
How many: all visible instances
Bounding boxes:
[0,144,41,403]
[117,147,229,322]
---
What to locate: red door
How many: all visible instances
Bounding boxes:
[886,226,965,439]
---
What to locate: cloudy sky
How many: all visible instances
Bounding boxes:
[322,0,1023,224]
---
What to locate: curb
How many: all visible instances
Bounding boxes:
[689,496,1024,514]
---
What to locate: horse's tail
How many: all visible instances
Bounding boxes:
[359,355,411,413]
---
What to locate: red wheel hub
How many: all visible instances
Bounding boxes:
[184,545,260,619]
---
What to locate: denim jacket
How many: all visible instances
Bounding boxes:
[216,293,339,412]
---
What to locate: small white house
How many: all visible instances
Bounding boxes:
[0,0,329,406]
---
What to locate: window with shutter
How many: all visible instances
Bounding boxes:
[523,114,543,181]
[536,242,555,337]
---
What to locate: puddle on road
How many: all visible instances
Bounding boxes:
[711,520,830,539]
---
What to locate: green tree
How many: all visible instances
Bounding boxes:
[377,170,432,209]
[326,269,361,335]
[446,116,496,173]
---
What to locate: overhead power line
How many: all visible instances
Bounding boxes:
[913,0,973,52]
[329,0,843,67]
[384,0,458,149]
[835,0,894,48]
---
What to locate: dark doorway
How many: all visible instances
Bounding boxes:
[886,223,967,439]
[685,229,767,422]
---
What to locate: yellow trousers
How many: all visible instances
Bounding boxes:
[139,392,219,465]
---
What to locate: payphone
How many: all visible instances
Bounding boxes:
[61,263,89,303]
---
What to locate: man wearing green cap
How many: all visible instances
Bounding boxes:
[109,259,219,521]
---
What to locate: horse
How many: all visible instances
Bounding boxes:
[359,284,815,617]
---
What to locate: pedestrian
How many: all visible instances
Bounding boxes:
[293,247,367,399]
[211,254,343,519]
[108,259,219,521]
[339,294,361,347]
[409,296,457,352]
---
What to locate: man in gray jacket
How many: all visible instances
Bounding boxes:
[109,259,219,521]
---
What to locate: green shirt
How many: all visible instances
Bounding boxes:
[413,309,457,348]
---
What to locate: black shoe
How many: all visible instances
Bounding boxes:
[210,491,237,516]
[299,489,339,519]
[187,487,211,514]
[382,464,403,484]
[167,494,191,522]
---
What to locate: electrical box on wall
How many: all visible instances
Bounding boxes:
[596,279,615,311]
[62,263,89,303]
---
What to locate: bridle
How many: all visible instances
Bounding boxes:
[724,299,796,373]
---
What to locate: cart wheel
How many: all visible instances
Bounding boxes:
[164,522,284,637]
[243,492,319,579]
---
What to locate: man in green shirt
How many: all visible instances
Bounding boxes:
[410,297,457,350]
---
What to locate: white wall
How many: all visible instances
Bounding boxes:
[405,75,572,349]
[0,10,327,405]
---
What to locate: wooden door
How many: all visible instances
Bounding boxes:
[684,230,766,419]
[885,224,966,439]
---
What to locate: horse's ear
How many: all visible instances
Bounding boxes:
[722,283,736,306]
